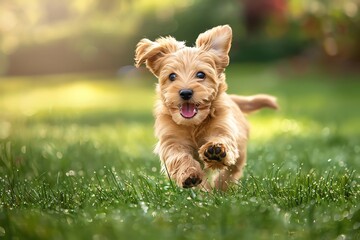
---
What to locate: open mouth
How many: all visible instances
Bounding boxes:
[180,103,198,119]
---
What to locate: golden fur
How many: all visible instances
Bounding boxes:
[135,25,278,190]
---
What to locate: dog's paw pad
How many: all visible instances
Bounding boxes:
[182,176,202,188]
[204,144,226,162]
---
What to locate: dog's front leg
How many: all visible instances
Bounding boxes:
[197,111,248,174]
[156,142,204,188]
[198,133,247,190]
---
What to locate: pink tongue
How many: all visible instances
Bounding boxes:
[180,103,197,118]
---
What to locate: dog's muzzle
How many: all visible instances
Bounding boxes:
[178,89,198,119]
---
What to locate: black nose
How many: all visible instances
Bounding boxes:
[179,89,193,100]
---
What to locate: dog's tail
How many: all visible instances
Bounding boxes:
[230,94,279,114]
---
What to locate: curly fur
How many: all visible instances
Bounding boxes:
[135,25,278,190]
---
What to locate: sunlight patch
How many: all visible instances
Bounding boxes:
[1,79,154,117]
[0,120,11,139]
[249,116,321,140]
[54,83,102,109]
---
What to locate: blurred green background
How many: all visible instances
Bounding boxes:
[1,1,360,239]
[0,0,359,75]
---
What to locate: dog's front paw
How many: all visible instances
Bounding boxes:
[204,143,227,161]
[183,175,202,188]
[179,167,203,188]
[199,142,235,168]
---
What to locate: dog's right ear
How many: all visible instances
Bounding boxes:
[135,37,184,77]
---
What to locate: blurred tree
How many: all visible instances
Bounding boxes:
[236,0,306,62]
[242,0,287,35]
[0,0,358,76]
[288,0,360,62]
[0,0,154,75]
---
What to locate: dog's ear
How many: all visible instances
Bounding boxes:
[135,37,184,76]
[196,25,232,71]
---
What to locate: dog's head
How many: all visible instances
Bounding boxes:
[135,25,232,126]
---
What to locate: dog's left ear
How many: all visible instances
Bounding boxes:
[196,25,232,72]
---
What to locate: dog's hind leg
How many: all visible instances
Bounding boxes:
[213,151,246,191]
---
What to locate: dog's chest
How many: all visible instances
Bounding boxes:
[186,121,212,150]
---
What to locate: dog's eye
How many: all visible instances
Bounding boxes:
[196,71,206,79]
[169,73,176,81]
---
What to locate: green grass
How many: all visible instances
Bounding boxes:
[0,63,360,239]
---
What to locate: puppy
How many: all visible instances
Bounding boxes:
[135,25,278,190]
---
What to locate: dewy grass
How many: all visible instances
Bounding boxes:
[1,64,360,239]
[1,160,358,239]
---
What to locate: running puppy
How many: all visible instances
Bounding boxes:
[135,25,278,190]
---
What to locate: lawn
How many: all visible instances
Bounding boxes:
[0,63,359,240]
